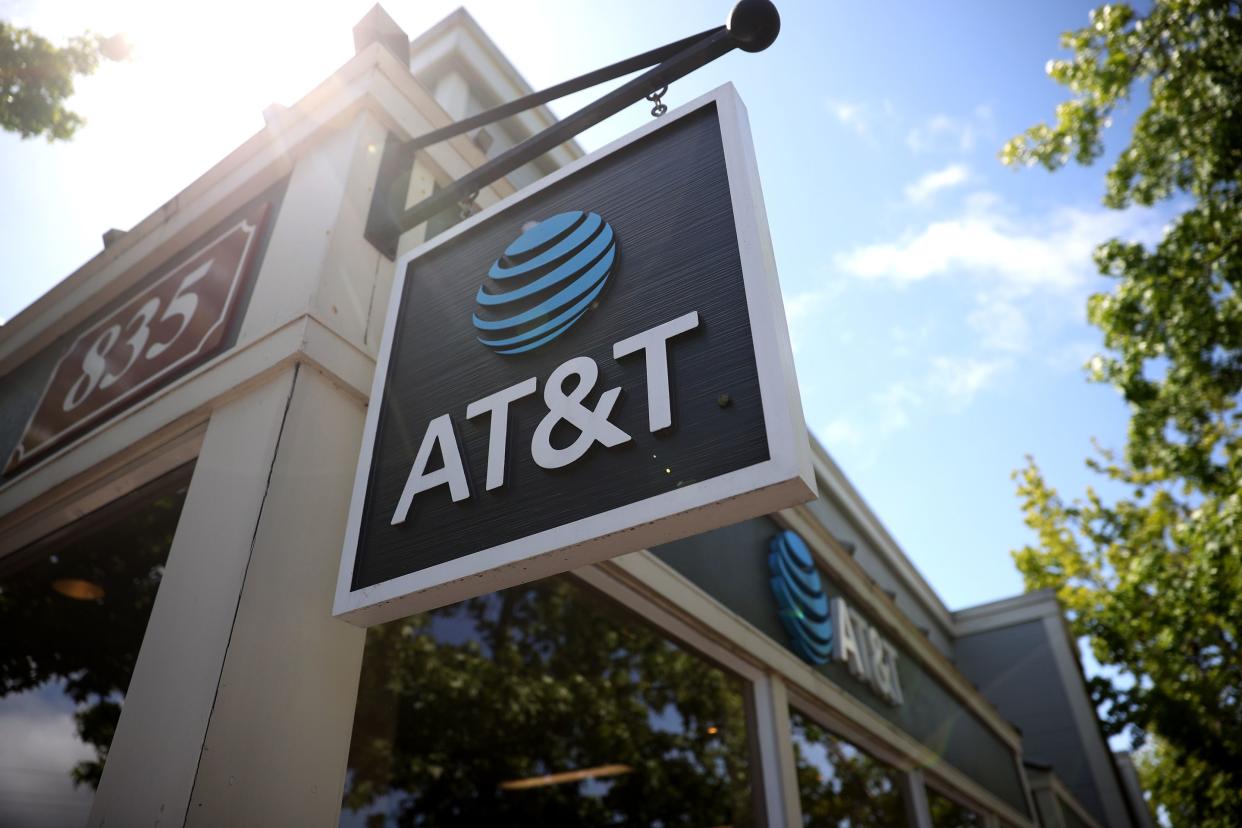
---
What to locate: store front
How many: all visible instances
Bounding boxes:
[0,8,1145,828]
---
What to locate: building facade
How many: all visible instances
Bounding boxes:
[0,8,1150,827]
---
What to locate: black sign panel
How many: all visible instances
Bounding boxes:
[337,89,814,624]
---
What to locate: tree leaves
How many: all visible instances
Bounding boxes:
[0,22,129,141]
[1005,1,1241,823]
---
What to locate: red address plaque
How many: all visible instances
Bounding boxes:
[7,201,272,473]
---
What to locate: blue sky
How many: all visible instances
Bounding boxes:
[0,0,1164,611]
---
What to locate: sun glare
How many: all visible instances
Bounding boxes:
[75,0,362,146]
[11,0,423,223]
[1,0,466,320]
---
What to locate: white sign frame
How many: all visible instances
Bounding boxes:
[334,84,815,626]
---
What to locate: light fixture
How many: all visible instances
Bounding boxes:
[707,726,719,735]
[52,578,105,601]
[500,764,634,791]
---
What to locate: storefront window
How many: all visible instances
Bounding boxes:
[789,708,908,826]
[0,476,187,828]
[927,787,985,827]
[340,577,758,827]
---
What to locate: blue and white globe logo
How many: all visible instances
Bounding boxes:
[768,530,833,665]
[472,210,617,355]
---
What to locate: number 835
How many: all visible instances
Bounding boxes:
[62,258,214,412]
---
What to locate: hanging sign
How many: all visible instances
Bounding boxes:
[7,201,271,473]
[335,86,815,625]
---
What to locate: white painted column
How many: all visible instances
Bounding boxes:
[89,368,299,826]
[184,366,367,826]
[239,110,388,348]
[752,674,801,827]
[91,365,370,827]
[432,71,471,121]
[92,102,391,826]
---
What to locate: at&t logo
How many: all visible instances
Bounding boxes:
[473,211,617,355]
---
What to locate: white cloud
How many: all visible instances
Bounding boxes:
[836,200,1153,294]
[928,355,1011,408]
[873,381,923,432]
[821,417,865,449]
[967,295,1030,352]
[889,320,937,358]
[905,163,970,204]
[869,357,1007,429]
[784,286,838,322]
[906,105,993,154]
[1045,339,1101,371]
[815,355,1009,458]
[834,196,1163,367]
[823,97,894,138]
[827,99,867,134]
[963,190,1002,212]
[817,382,917,456]
[783,282,845,353]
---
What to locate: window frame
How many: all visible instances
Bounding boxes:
[924,779,996,828]
[571,563,783,827]
[336,561,780,827]
[783,700,920,827]
[578,550,1041,828]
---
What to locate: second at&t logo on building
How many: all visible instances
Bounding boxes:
[768,529,833,665]
[767,529,905,706]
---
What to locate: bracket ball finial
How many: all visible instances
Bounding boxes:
[727,0,780,52]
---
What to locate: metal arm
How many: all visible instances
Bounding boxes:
[401,27,720,159]
[365,0,780,257]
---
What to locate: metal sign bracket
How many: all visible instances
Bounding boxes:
[364,0,780,258]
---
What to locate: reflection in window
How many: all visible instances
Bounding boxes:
[789,708,908,827]
[0,480,187,828]
[927,787,985,827]
[1057,801,1093,828]
[340,577,757,827]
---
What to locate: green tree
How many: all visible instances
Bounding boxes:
[1001,1,1241,825]
[0,21,128,141]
